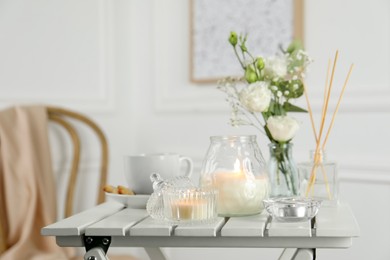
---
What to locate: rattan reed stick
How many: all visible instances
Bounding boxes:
[306,51,339,196]
[303,81,318,142]
[322,64,355,150]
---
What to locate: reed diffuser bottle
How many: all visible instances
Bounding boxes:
[299,51,354,206]
[298,149,338,206]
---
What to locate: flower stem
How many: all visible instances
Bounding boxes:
[233,46,245,70]
[274,143,298,196]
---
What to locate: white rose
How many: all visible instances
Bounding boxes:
[239,81,272,113]
[264,56,288,79]
[266,116,300,142]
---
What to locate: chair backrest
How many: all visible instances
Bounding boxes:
[47,106,108,218]
[0,106,109,255]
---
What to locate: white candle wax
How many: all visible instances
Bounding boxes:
[165,189,219,222]
[210,172,269,216]
[171,199,208,220]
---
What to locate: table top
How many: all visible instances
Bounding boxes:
[41,200,360,249]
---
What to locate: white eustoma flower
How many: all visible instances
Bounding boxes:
[239,81,272,113]
[264,56,288,79]
[267,116,300,142]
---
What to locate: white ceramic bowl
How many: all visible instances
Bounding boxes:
[105,193,149,209]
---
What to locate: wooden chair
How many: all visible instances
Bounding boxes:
[47,106,108,218]
[47,107,138,259]
[0,106,137,259]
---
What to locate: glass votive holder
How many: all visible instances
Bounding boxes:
[163,188,218,224]
[263,197,322,222]
[200,135,269,217]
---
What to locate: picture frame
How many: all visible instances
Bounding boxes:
[189,0,304,84]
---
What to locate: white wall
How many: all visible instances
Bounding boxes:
[0,0,389,259]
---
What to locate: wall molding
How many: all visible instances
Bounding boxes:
[0,0,115,113]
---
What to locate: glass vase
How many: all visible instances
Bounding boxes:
[267,143,300,198]
[298,149,339,206]
[200,135,269,217]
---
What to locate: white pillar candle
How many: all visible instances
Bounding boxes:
[210,172,269,216]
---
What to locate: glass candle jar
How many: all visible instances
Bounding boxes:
[200,135,269,216]
[298,149,339,206]
[163,188,218,224]
[146,173,218,224]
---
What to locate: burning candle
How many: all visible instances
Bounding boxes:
[200,135,269,216]
[170,198,207,220]
[163,189,218,223]
[205,171,269,216]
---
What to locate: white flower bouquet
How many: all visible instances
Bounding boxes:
[218,32,312,196]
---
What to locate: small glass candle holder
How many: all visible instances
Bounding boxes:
[298,149,339,206]
[263,197,322,222]
[146,173,196,221]
[163,188,218,224]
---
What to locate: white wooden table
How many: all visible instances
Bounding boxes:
[41,201,359,260]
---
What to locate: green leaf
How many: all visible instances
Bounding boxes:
[264,124,274,142]
[268,100,276,114]
[283,102,308,113]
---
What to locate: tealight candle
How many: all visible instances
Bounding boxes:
[163,189,217,223]
[171,200,193,220]
[170,198,208,220]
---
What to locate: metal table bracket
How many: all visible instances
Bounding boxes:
[83,235,112,260]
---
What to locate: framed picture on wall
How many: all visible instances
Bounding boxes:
[189,0,304,83]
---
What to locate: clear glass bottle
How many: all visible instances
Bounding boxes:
[267,143,300,198]
[200,135,269,216]
[298,149,339,205]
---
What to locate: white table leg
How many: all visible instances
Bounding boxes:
[293,248,314,260]
[293,249,314,260]
[279,248,297,260]
[278,248,314,260]
[84,247,110,260]
[144,247,167,260]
